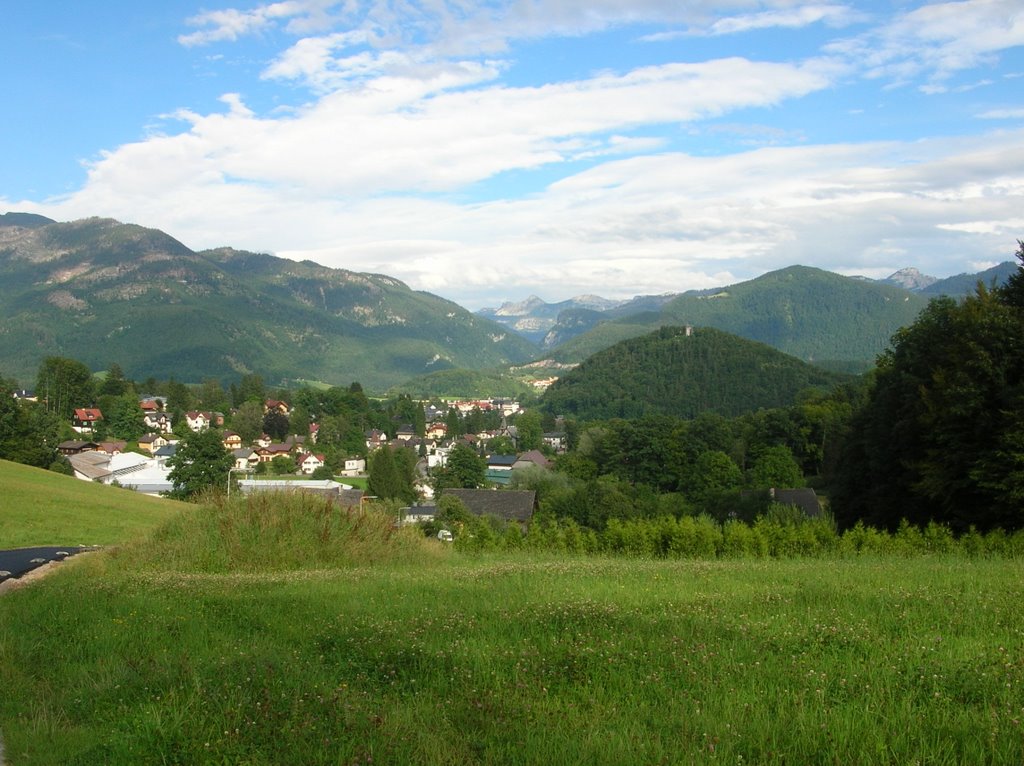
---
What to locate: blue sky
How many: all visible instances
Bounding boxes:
[3,1,1023,308]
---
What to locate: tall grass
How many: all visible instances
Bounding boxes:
[124,491,446,573]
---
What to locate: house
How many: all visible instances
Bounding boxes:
[138,434,169,455]
[153,444,177,465]
[401,505,436,525]
[143,411,173,434]
[222,431,243,450]
[513,450,552,471]
[72,408,103,433]
[256,443,293,463]
[365,429,388,450]
[339,456,367,476]
[542,432,567,453]
[264,399,290,415]
[232,448,260,471]
[254,433,272,449]
[425,422,447,440]
[58,440,98,456]
[395,424,416,441]
[139,400,160,412]
[185,411,212,431]
[308,423,320,443]
[68,450,112,481]
[296,452,326,475]
[442,489,537,527]
[770,488,823,518]
[493,398,521,416]
[96,441,128,456]
[486,454,517,472]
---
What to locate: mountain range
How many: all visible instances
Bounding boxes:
[486,261,1016,368]
[0,212,1014,392]
[0,214,536,390]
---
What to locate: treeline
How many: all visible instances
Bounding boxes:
[444,507,1024,559]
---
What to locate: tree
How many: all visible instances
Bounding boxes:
[36,357,95,419]
[0,377,60,468]
[231,401,265,443]
[833,266,1024,532]
[437,443,486,489]
[106,391,146,441]
[165,379,192,415]
[166,428,234,500]
[515,410,543,451]
[749,445,804,489]
[197,378,229,412]
[269,455,297,475]
[99,363,130,397]
[684,450,742,505]
[368,447,416,503]
[262,411,290,442]
[235,374,265,407]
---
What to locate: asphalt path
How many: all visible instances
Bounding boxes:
[0,546,95,583]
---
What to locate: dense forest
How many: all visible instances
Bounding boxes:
[540,326,848,420]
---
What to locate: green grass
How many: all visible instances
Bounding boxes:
[0,459,186,547]
[0,489,1022,765]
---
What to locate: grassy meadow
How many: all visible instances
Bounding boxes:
[1,488,1022,765]
[0,459,186,548]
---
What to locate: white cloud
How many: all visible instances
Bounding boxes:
[52,56,829,203]
[179,2,308,46]
[15,124,1022,308]
[705,4,863,35]
[827,0,1024,87]
[978,107,1024,118]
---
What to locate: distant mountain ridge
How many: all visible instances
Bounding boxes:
[478,292,679,345]
[485,261,1016,367]
[0,215,536,390]
[880,267,938,291]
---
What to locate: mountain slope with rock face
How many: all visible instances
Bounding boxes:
[0,215,537,390]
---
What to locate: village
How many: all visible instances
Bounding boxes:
[39,393,566,526]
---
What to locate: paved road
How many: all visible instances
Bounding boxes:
[0,546,95,584]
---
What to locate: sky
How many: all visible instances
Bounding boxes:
[2,0,1023,309]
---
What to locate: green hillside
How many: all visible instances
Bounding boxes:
[0,217,537,391]
[541,325,849,420]
[547,266,930,365]
[0,459,185,547]
[389,367,535,398]
[920,260,1016,297]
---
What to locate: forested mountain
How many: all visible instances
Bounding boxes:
[0,216,536,390]
[546,266,931,367]
[540,325,849,421]
[920,261,1016,297]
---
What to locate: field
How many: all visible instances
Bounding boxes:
[0,459,186,548]
[1,490,1022,765]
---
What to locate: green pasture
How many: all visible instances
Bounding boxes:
[0,489,1021,764]
[0,459,185,548]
